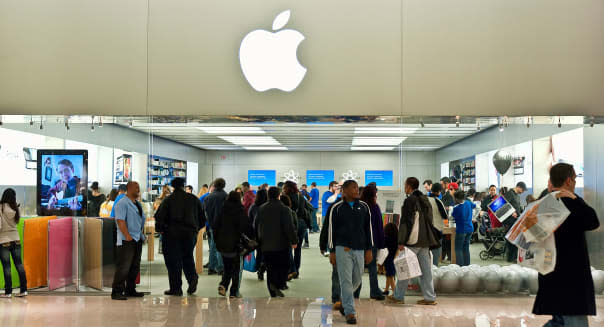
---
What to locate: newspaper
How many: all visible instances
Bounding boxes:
[517,234,557,275]
[505,192,571,249]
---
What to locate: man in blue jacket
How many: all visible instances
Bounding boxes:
[327,180,373,325]
[202,178,227,275]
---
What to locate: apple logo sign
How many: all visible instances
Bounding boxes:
[239,10,307,92]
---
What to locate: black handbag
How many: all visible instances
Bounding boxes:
[237,233,258,257]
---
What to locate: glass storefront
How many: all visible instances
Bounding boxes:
[0,115,602,296]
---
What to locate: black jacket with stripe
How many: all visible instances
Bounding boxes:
[326,199,373,252]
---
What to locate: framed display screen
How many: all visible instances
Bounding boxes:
[248,170,276,186]
[306,170,334,186]
[37,149,88,216]
[365,170,393,187]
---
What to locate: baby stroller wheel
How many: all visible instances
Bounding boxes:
[479,250,489,261]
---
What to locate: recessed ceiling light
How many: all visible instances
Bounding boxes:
[354,127,417,134]
[243,146,288,151]
[219,136,281,145]
[350,147,395,151]
[352,137,406,146]
[198,127,266,134]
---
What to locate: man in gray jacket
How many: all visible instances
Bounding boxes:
[387,177,439,306]
[256,187,298,297]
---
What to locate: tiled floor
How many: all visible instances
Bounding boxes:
[0,295,603,326]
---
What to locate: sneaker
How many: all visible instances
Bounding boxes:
[416,299,437,305]
[382,290,389,296]
[164,289,183,296]
[269,284,284,297]
[15,292,27,298]
[0,293,11,298]
[346,314,357,325]
[218,285,226,297]
[333,301,344,316]
[385,295,405,305]
[303,243,309,249]
[323,252,330,257]
[187,278,198,295]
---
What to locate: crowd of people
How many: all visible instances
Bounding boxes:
[0,162,599,326]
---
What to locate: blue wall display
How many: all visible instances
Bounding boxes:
[365,170,394,186]
[306,170,335,186]
[248,170,276,186]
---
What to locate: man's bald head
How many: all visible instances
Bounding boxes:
[126,181,140,199]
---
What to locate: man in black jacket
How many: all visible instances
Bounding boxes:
[327,180,373,325]
[256,187,297,297]
[523,163,599,326]
[202,178,227,275]
[504,181,527,262]
[155,178,205,296]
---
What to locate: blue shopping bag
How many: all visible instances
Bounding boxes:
[243,252,257,272]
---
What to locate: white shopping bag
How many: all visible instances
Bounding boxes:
[376,248,389,265]
[394,247,422,281]
[518,234,557,275]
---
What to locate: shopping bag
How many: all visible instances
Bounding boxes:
[243,252,257,273]
[394,247,422,280]
[517,234,557,275]
[376,248,389,265]
[407,211,420,245]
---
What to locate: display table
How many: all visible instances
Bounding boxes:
[144,220,155,262]
[195,228,205,274]
[442,226,456,264]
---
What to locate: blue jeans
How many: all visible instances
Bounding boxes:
[311,208,319,232]
[331,265,340,303]
[355,247,381,298]
[455,232,472,267]
[544,315,588,327]
[431,237,442,266]
[394,247,436,302]
[335,246,364,316]
[208,230,223,272]
[0,241,27,294]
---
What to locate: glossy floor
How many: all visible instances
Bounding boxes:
[0,295,603,326]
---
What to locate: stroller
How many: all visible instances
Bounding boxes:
[477,212,506,260]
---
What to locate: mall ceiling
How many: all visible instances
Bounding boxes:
[2,115,595,152]
[0,1,603,117]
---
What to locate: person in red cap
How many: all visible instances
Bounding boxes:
[442,182,458,209]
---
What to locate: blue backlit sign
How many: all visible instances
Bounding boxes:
[306,170,335,186]
[248,170,276,186]
[365,170,394,187]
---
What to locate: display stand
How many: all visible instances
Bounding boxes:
[23,216,56,289]
[148,155,187,200]
[48,217,74,290]
[83,218,103,290]
[100,218,117,288]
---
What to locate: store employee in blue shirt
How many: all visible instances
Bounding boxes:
[111,181,146,300]
[322,181,341,224]
[110,184,128,218]
[309,182,320,232]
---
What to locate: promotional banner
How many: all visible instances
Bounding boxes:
[306,170,334,186]
[248,170,276,186]
[365,170,393,187]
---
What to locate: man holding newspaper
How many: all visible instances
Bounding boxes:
[516,163,600,327]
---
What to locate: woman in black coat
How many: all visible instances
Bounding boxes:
[214,191,250,298]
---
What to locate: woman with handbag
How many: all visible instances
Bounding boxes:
[214,191,250,298]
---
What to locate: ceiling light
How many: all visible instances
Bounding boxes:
[91,116,95,132]
[558,116,562,128]
[39,122,44,130]
[476,120,481,131]
[590,116,595,128]
[527,116,531,128]
[198,127,265,134]
[354,127,417,134]
[29,116,34,126]
[420,119,425,128]
[0,115,3,126]
[243,146,288,151]
[98,117,103,127]
[350,147,395,151]
[129,120,133,127]
[64,117,70,131]
[352,137,406,146]
[219,136,281,145]
[455,116,460,128]
[504,116,509,127]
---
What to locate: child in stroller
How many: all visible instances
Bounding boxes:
[477,212,506,260]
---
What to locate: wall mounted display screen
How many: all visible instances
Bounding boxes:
[306,170,334,186]
[37,150,88,216]
[365,170,393,187]
[114,153,132,184]
[248,170,276,186]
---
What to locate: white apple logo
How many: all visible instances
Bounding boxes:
[239,10,307,92]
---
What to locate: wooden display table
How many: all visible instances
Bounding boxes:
[442,226,456,264]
